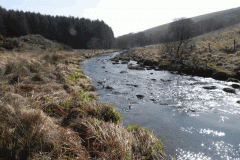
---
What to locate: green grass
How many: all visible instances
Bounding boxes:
[127,124,141,132]
[60,101,71,109]
[103,105,122,124]
[67,72,80,81]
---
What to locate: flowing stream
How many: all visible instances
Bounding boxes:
[80,51,240,159]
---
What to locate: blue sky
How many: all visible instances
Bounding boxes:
[1,0,240,37]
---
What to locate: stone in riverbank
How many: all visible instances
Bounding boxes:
[128,64,145,70]
[212,72,230,81]
[112,49,239,83]
[143,60,158,66]
[227,78,239,82]
[121,61,129,64]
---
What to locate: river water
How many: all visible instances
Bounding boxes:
[80,51,240,159]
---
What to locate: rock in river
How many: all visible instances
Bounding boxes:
[231,84,240,89]
[223,88,236,94]
[203,86,217,90]
[227,78,239,83]
[136,95,144,99]
[190,82,209,85]
[121,61,129,64]
[120,71,128,74]
[105,85,113,90]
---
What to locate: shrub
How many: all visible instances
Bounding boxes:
[102,104,122,124]
[11,39,21,47]
[127,124,141,132]
[4,61,17,75]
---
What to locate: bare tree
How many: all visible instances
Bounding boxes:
[166,18,195,63]
[116,39,129,49]
[135,32,147,47]
[87,37,100,53]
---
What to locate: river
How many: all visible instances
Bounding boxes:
[80,51,240,159]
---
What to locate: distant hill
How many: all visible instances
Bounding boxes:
[193,7,240,22]
[144,7,240,37]
[116,7,240,49]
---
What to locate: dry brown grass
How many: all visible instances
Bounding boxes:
[129,24,240,76]
[0,50,165,159]
[69,117,164,160]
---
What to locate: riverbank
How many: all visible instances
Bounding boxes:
[0,48,165,159]
[111,24,240,82]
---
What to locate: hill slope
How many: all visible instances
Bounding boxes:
[144,7,240,37]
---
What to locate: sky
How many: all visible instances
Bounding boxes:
[1,0,240,37]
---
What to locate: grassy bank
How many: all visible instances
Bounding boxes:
[0,49,165,159]
[113,24,240,80]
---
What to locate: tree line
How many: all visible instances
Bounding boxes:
[0,6,114,49]
[116,15,240,49]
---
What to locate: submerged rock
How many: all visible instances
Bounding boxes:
[159,102,168,105]
[160,79,173,82]
[112,91,121,95]
[120,71,128,74]
[126,84,138,87]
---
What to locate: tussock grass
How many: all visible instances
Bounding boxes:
[69,117,164,160]
[0,49,165,159]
